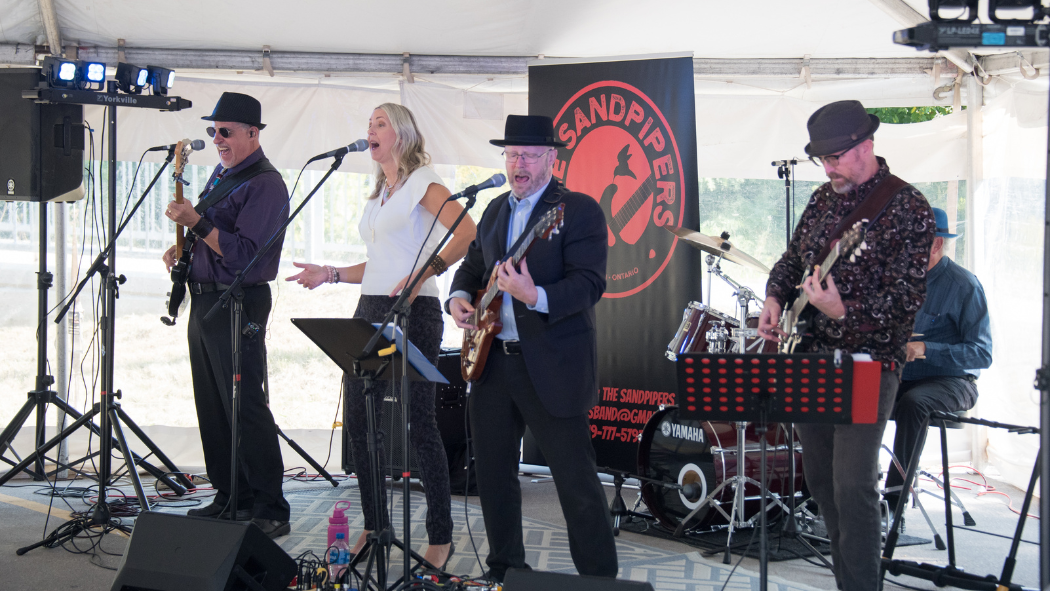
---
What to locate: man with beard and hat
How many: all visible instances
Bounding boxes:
[163,91,291,538]
[756,100,935,591]
[446,115,617,582]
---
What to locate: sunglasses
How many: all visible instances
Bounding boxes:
[206,126,237,139]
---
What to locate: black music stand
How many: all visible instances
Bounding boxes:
[675,351,879,591]
[291,317,447,590]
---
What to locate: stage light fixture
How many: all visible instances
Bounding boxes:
[83,61,106,83]
[146,65,175,96]
[116,62,148,94]
[928,0,979,22]
[42,56,79,88]
[988,0,1048,23]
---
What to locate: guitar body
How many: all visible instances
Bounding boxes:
[460,286,504,382]
[459,204,566,382]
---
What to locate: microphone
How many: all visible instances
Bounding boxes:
[447,173,506,201]
[307,139,369,163]
[148,139,206,152]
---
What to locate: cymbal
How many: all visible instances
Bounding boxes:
[665,227,770,274]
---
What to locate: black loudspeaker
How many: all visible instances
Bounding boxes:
[0,69,84,202]
[110,512,296,591]
[341,349,477,494]
[503,569,655,590]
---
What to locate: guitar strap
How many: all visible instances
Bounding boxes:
[194,157,279,215]
[813,174,909,265]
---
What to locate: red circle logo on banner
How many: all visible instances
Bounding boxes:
[552,81,684,298]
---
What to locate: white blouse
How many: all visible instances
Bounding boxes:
[358,166,448,297]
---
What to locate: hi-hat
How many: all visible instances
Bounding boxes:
[666,227,770,274]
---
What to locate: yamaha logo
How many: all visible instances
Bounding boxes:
[552,81,685,298]
[660,420,704,444]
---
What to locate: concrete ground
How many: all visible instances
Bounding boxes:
[0,465,1040,590]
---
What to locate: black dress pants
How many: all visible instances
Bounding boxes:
[885,375,978,505]
[187,285,290,521]
[469,348,618,579]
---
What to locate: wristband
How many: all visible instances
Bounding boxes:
[190,216,214,239]
[429,254,448,276]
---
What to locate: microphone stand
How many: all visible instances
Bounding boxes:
[203,153,346,521]
[0,147,192,500]
[355,190,480,588]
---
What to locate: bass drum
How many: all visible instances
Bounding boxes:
[637,406,804,531]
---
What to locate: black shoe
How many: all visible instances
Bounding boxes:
[482,569,505,584]
[187,501,226,517]
[251,518,291,539]
[222,508,254,521]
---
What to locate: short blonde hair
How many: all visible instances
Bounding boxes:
[369,103,431,200]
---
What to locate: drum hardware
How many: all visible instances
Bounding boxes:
[664,227,770,274]
[599,466,701,536]
[704,321,730,354]
[666,302,737,361]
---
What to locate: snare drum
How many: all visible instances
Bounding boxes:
[666,302,738,361]
[743,311,779,354]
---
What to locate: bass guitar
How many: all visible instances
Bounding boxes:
[460,204,565,382]
[161,140,197,326]
[777,220,868,353]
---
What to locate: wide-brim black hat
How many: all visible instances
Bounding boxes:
[804,100,879,156]
[201,92,267,130]
[490,114,567,148]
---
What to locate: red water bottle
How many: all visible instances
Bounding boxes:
[327,500,351,549]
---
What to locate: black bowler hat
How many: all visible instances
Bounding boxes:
[804,100,879,156]
[490,115,567,148]
[201,92,267,129]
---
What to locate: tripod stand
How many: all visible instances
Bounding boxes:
[1,96,195,552]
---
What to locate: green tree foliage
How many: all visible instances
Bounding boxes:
[867,106,955,124]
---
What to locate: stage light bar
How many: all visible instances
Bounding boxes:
[116,62,148,94]
[146,65,175,96]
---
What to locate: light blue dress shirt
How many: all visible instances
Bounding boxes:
[449,186,549,341]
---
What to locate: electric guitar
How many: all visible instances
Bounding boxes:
[777,221,868,353]
[161,140,196,326]
[460,204,565,382]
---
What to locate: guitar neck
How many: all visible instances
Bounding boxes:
[785,242,843,317]
[174,183,186,253]
[472,221,543,320]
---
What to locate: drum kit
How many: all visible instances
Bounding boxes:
[625,228,818,563]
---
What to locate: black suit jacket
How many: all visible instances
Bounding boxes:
[450,178,608,418]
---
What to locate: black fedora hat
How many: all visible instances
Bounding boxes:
[201,92,266,130]
[804,100,879,156]
[490,115,567,148]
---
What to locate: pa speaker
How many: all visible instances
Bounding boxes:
[503,569,655,590]
[0,69,84,202]
[110,512,296,591]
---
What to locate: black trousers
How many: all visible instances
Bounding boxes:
[343,295,452,545]
[469,348,618,579]
[885,375,979,503]
[187,285,290,521]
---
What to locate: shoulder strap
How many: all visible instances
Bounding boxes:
[195,157,279,214]
[814,174,908,264]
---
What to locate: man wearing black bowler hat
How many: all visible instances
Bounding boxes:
[757,100,934,591]
[447,115,617,582]
[163,91,291,538]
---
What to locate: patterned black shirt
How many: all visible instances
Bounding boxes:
[766,157,935,370]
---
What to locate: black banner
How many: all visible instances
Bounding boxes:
[530,56,702,471]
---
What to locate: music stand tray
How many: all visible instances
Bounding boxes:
[290,318,448,385]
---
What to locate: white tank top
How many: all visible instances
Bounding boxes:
[358,166,448,297]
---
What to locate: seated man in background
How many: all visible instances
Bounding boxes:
[884,207,993,514]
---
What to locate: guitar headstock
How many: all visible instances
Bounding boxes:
[841,219,868,263]
[173,139,194,186]
[534,203,565,241]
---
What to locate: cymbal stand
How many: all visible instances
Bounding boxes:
[705,254,763,354]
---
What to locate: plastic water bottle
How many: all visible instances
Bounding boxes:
[327,500,351,549]
[329,532,351,582]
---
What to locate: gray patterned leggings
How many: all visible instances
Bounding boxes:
[342,294,452,545]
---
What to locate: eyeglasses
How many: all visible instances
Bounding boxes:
[810,147,853,167]
[503,149,552,164]
[206,126,237,139]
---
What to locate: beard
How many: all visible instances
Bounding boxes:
[830,176,856,195]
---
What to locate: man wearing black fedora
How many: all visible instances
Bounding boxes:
[883,207,992,515]
[163,91,291,538]
[447,115,617,582]
[757,100,935,591]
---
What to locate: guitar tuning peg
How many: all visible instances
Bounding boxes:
[849,255,856,263]
[860,241,867,249]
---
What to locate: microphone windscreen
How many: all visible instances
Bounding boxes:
[190,139,206,150]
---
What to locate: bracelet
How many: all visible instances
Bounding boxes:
[325,265,335,284]
[190,216,214,239]
[429,254,448,276]
[334,269,340,283]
